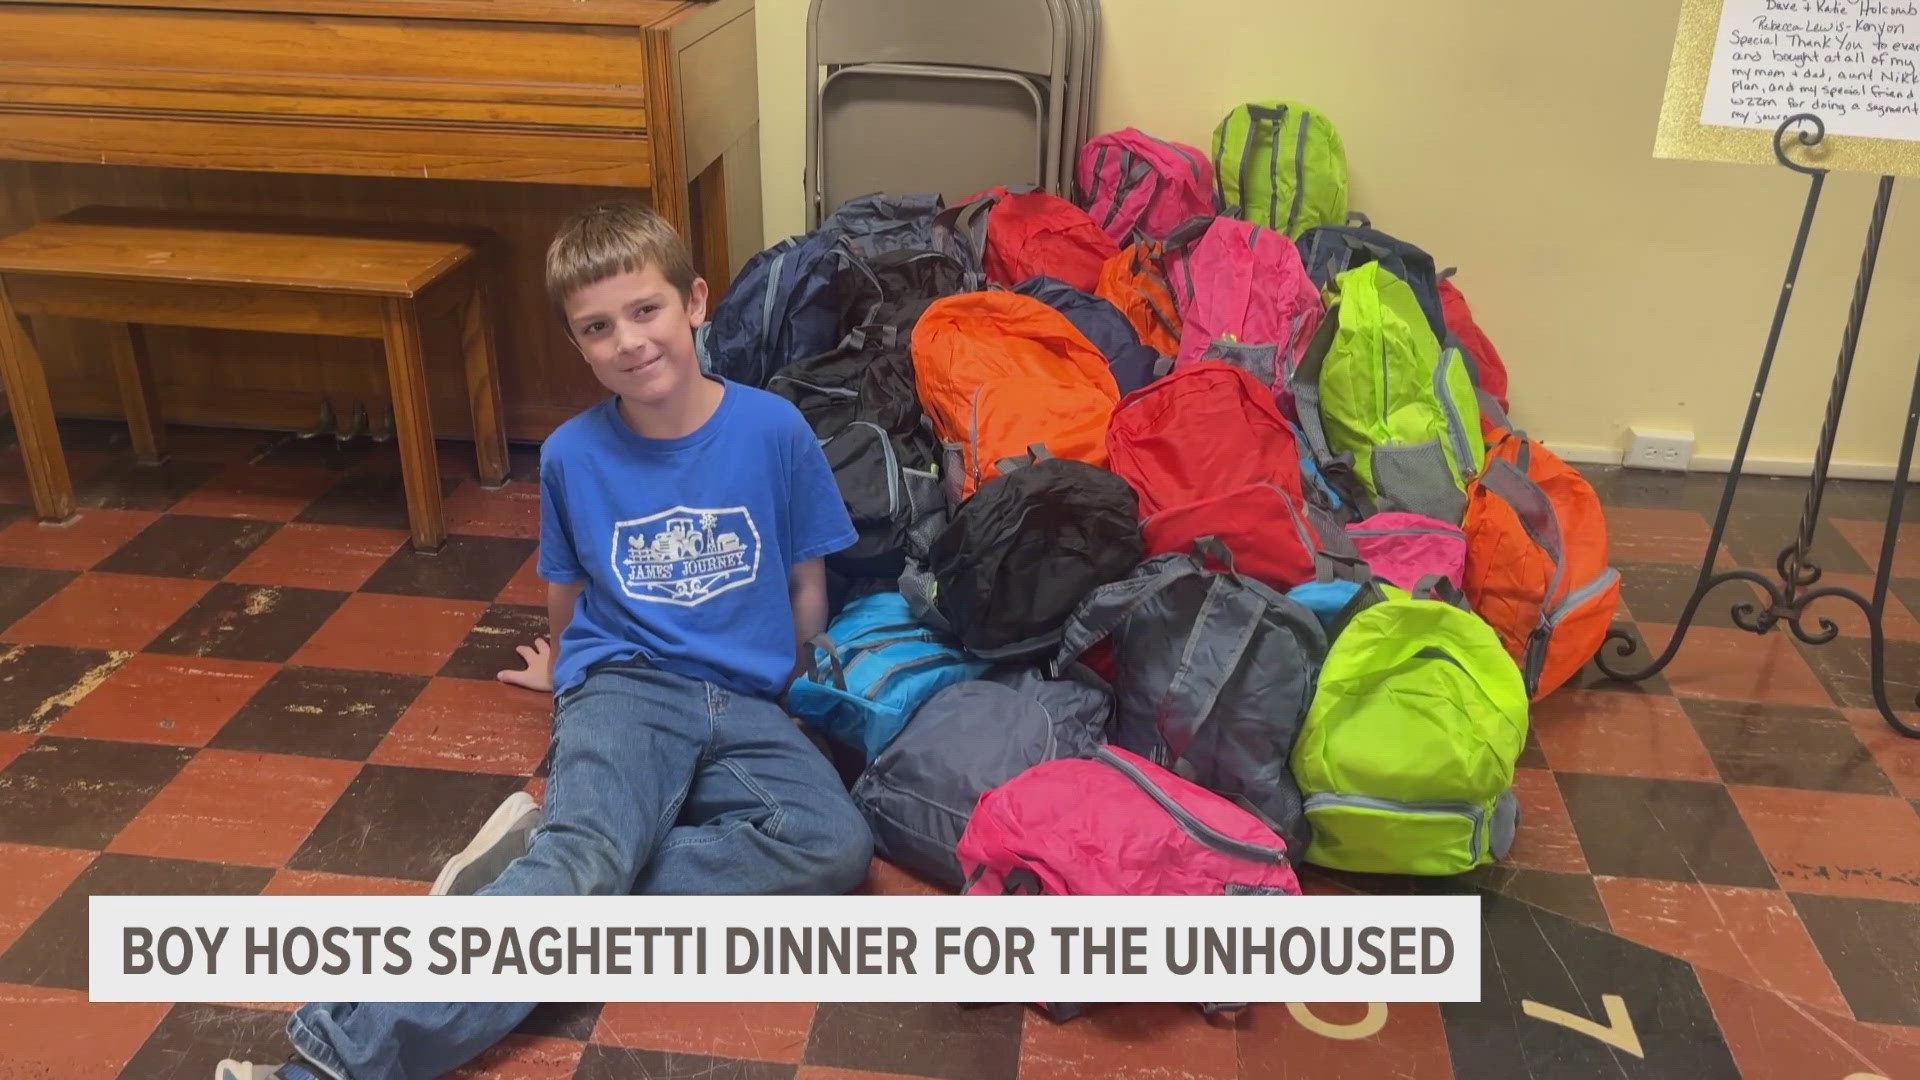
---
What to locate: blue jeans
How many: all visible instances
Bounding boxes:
[286,661,874,1080]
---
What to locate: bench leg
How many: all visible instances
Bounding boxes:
[0,279,75,523]
[460,280,509,489]
[105,323,166,466]
[381,298,446,552]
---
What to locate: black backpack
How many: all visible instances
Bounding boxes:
[1295,212,1446,343]
[920,450,1145,661]
[767,302,945,578]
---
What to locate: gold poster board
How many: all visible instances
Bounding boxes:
[1655,0,1920,177]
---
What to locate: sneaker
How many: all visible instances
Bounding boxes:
[215,1058,319,1080]
[430,791,541,896]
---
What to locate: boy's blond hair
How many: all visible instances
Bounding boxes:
[545,201,698,312]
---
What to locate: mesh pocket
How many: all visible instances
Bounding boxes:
[1201,339,1281,386]
[1373,440,1465,523]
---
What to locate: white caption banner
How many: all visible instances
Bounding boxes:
[90,894,1481,1004]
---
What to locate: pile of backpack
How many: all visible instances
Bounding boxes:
[707,101,1620,910]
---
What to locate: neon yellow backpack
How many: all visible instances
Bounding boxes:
[1289,581,1529,875]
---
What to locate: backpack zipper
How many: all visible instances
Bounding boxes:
[1346,527,1464,539]
[1525,567,1620,689]
[1432,345,1479,481]
[1303,793,1486,863]
[866,651,968,701]
[1093,747,1288,865]
[766,375,858,399]
[849,420,901,518]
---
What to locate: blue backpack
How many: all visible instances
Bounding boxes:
[786,591,990,762]
[1012,275,1165,393]
[698,229,873,389]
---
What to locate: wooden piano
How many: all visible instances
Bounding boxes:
[0,0,762,441]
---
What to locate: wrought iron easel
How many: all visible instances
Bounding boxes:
[1596,112,1920,739]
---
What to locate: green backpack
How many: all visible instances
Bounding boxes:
[1211,101,1348,238]
[1289,582,1529,875]
[1293,260,1482,524]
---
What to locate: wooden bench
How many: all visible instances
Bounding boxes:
[0,206,510,551]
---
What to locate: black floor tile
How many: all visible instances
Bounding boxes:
[0,566,77,633]
[1449,866,1611,930]
[0,735,193,848]
[287,764,527,881]
[1615,563,1768,630]
[1680,697,1895,794]
[208,666,426,761]
[360,535,538,602]
[1556,773,1776,888]
[93,515,279,580]
[146,582,349,663]
[73,458,221,513]
[1440,891,1739,1078]
[573,1046,794,1080]
[1558,622,1673,696]
[118,1003,292,1080]
[1790,892,1920,1026]
[0,852,271,991]
[803,1002,1026,1080]
[515,1001,604,1041]
[296,470,460,532]
[0,644,128,733]
[1798,635,1920,713]
[439,604,548,681]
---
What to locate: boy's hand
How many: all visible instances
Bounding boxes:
[497,637,554,694]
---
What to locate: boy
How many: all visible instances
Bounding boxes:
[221,202,874,1080]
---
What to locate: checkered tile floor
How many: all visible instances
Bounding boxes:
[3,418,1919,1078]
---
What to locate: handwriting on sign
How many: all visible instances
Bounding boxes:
[1702,0,1920,140]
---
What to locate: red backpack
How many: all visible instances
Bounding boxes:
[1439,269,1511,414]
[1170,217,1324,419]
[1107,363,1333,590]
[949,187,1120,294]
[1076,128,1217,247]
[958,746,1303,898]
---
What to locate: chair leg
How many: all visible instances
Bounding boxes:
[106,323,166,466]
[381,298,446,552]
[0,279,75,523]
[460,280,509,488]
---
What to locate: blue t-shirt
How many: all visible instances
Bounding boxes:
[538,377,856,699]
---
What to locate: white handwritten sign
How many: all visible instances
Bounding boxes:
[1702,0,1920,139]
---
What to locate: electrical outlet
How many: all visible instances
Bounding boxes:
[1625,427,1694,472]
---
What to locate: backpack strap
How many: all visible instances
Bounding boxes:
[993,443,1054,474]
[1413,574,1469,608]
[1438,265,1458,282]
[1159,573,1268,760]
[802,633,849,690]
[1288,307,1379,519]
[1050,566,1189,678]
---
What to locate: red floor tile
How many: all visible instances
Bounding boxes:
[1846,709,1920,799]
[498,553,548,608]
[855,858,947,897]
[447,1034,585,1079]
[593,1002,817,1063]
[46,654,278,747]
[1595,877,1851,1016]
[1020,1002,1239,1080]
[796,1069,937,1080]
[263,869,429,896]
[443,479,542,540]
[1531,690,1721,782]
[369,677,552,775]
[0,843,93,955]
[0,732,31,773]
[1504,766,1588,874]
[0,983,170,1075]
[108,749,361,867]
[1606,507,1722,566]
[1697,965,1920,1079]
[226,522,409,592]
[1637,623,1837,708]
[1793,573,1920,641]
[0,509,159,571]
[1236,1000,1453,1079]
[1731,784,1920,902]
[170,464,340,521]
[292,593,488,676]
[2,571,210,652]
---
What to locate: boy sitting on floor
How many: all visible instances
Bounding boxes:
[221,202,874,1080]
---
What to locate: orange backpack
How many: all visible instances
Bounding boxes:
[1096,241,1183,357]
[911,292,1121,504]
[1461,426,1620,700]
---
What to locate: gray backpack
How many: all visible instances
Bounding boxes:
[850,666,1111,890]
[1049,541,1328,863]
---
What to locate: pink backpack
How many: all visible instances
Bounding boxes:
[1076,129,1217,247]
[958,746,1303,897]
[1171,217,1324,418]
[1345,512,1468,592]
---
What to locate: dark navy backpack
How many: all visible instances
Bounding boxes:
[698,230,875,389]
[1012,275,1166,394]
